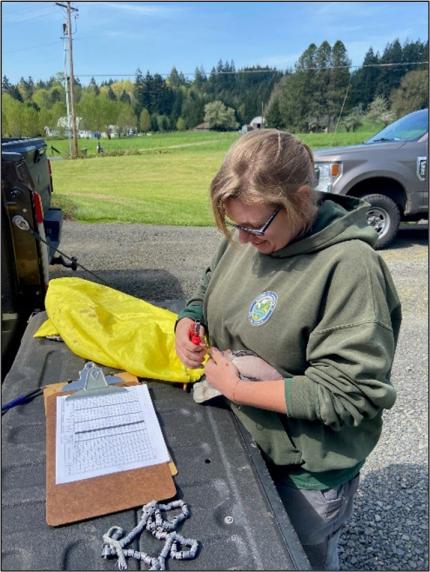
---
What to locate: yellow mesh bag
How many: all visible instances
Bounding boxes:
[34,277,203,383]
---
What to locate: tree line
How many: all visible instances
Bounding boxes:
[2,38,428,138]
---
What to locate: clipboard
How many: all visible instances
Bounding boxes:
[45,367,176,526]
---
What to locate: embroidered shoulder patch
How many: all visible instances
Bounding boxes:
[248,291,278,326]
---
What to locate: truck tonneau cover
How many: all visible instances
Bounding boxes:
[1,310,309,571]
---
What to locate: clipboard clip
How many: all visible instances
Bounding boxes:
[67,362,128,400]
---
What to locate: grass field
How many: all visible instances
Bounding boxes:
[50,124,382,225]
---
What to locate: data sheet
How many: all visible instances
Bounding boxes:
[55,384,170,484]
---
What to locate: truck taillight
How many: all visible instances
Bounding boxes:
[33,192,44,224]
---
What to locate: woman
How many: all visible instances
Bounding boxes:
[175,129,401,570]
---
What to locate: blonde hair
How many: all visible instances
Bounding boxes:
[210,129,318,237]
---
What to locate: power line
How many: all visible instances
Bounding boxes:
[72,61,428,79]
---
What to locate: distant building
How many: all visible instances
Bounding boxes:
[241,116,266,134]
[249,116,266,130]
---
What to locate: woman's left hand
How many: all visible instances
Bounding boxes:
[204,348,240,400]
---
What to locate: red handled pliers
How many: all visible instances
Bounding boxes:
[189,320,203,345]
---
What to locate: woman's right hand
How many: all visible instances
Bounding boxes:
[175,318,207,369]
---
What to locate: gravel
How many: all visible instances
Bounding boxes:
[50,221,428,571]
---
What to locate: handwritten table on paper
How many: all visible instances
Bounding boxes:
[55,385,170,484]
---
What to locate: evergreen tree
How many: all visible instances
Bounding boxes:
[181,89,205,128]
[277,74,309,131]
[350,47,380,109]
[294,43,319,130]
[2,76,23,101]
[151,73,174,115]
[313,41,332,129]
[2,75,11,92]
[193,66,207,91]
[265,96,284,128]
[120,90,131,105]
[376,39,403,100]
[143,72,155,111]
[168,67,186,88]
[106,86,117,100]
[402,40,428,74]
[133,68,145,117]
[328,41,351,130]
[170,89,183,125]
[17,76,35,102]
[234,66,282,123]
[88,76,100,95]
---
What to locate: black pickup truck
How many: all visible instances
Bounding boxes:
[1,137,64,374]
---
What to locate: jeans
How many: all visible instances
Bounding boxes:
[274,474,360,570]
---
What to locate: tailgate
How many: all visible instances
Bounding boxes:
[1,310,310,571]
[2,138,52,214]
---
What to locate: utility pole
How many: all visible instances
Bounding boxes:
[56,2,79,159]
[62,23,72,157]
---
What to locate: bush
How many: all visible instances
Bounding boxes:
[204,100,239,131]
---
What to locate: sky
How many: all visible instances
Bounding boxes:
[2,1,429,85]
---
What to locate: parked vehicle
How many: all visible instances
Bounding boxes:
[1,137,64,375]
[314,108,428,248]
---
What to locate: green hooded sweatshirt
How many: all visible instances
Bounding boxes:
[178,193,401,489]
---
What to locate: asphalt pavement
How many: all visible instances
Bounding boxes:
[50,221,428,571]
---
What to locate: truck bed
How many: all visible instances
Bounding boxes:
[1,310,310,571]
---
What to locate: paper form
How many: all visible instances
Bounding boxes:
[55,384,170,484]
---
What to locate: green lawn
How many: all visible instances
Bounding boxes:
[50,126,381,225]
[48,130,240,159]
[51,151,224,225]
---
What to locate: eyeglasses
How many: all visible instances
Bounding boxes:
[228,206,281,237]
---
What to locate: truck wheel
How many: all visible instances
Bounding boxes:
[363,194,401,249]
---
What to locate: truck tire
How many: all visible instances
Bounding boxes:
[363,193,401,249]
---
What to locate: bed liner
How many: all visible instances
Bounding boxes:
[1,309,310,571]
